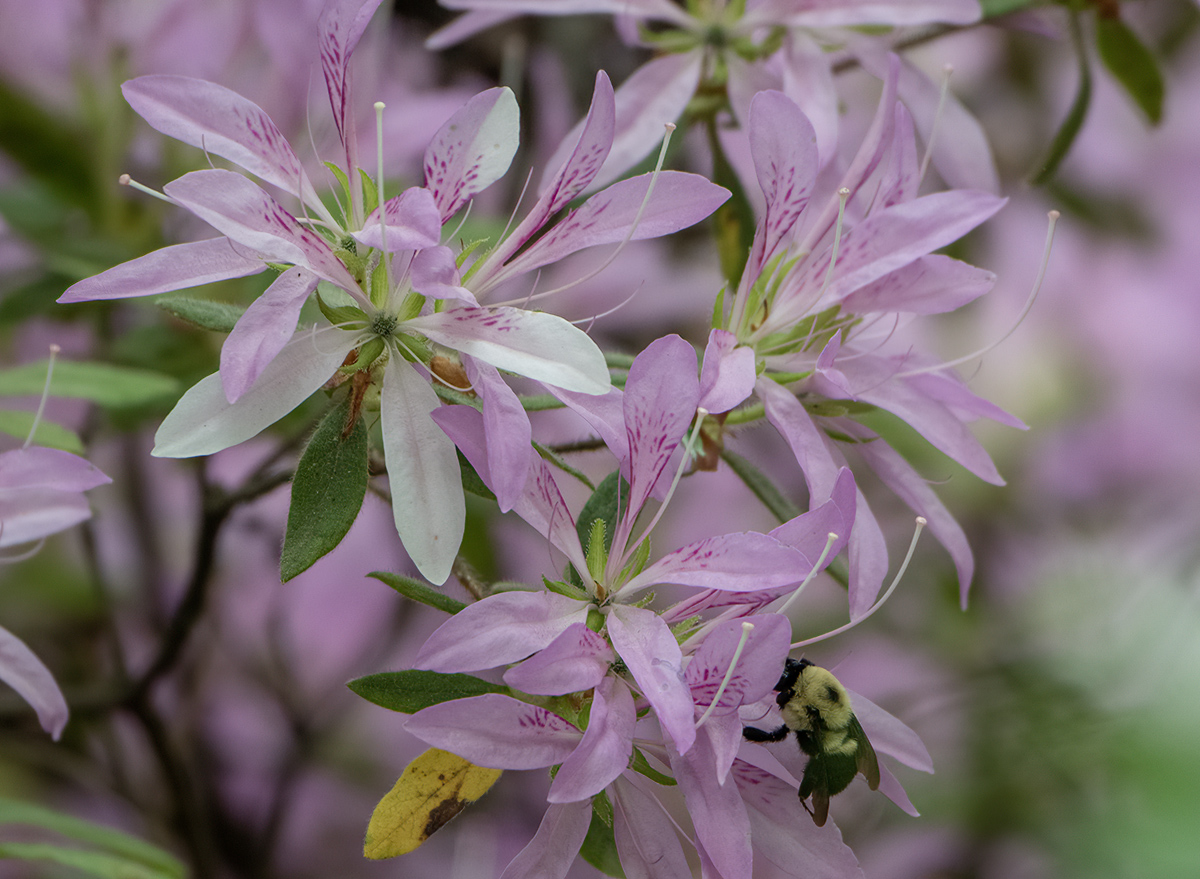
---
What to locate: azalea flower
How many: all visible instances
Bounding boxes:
[707,62,1019,614]
[0,361,112,739]
[56,0,728,583]
[429,0,994,193]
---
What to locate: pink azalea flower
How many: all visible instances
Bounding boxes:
[712,62,1019,614]
[56,0,726,583]
[0,444,110,740]
[429,0,993,193]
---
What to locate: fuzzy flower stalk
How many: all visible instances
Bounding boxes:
[57,0,728,583]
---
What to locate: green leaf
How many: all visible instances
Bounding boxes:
[0,411,83,452]
[720,448,801,524]
[575,471,628,561]
[1096,16,1164,124]
[579,802,625,878]
[155,294,246,333]
[0,80,98,213]
[706,120,756,290]
[1031,12,1092,186]
[630,747,677,786]
[280,397,369,581]
[979,0,1038,16]
[369,571,467,615]
[458,450,497,501]
[0,797,184,879]
[347,670,507,713]
[0,360,180,408]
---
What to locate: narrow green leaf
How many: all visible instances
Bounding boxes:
[534,441,594,490]
[518,393,564,411]
[459,450,497,502]
[720,448,801,523]
[1096,16,1164,124]
[706,120,756,290]
[979,0,1038,16]
[0,411,83,453]
[0,843,176,879]
[280,397,369,581]
[630,747,677,786]
[155,295,246,333]
[369,571,467,615]
[579,803,625,878]
[1031,12,1092,186]
[0,360,180,408]
[347,670,507,713]
[0,797,185,878]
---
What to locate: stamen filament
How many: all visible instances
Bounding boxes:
[791,517,926,649]
[897,210,1059,378]
[24,344,59,449]
[775,532,839,617]
[918,65,953,185]
[118,174,174,205]
[374,102,390,295]
[695,621,754,728]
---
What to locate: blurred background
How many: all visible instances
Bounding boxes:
[2,1,1199,877]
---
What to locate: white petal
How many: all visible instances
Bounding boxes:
[379,357,464,584]
[153,330,357,457]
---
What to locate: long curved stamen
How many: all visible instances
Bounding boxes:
[695,621,754,728]
[520,123,678,303]
[896,210,1059,379]
[918,65,954,186]
[775,532,839,617]
[24,344,60,449]
[118,174,174,205]
[791,516,926,649]
[374,101,391,294]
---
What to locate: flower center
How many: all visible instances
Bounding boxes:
[371,313,398,338]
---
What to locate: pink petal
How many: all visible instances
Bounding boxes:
[413,590,590,673]
[668,727,752,879]
[0,447,109,493]
[405,694,579,769]
[547,675,634,802]
[407,306,609,394]
[163,170,361,292]
[849,688,934,773]
[607,605,694,754]
[122,75,318,205]
[352,186,442,252]
[463,358,531,512]
[498,800,592,879]
[409,246,478,303]
[500,171,730,280]
[0,625,69,739]
[840,254,995,314]
[612,775,691,879]
[220,267,318,403]
[769,467,856,564]
[58,238,265,303]
[734,760,864,878]
[698,330,756,414]
[503,622,613,696]
[748,90,818,264]
[0,490,91,548]
[318,0,385,157]
[686,614,791,714]
[620,334,699,526]
[624,532,808,594]
[424,87,519,220]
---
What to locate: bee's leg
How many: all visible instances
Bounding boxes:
[742,724,790,742]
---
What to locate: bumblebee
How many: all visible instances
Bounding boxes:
[743,658,880,826]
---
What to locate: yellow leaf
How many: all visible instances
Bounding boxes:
[363,748,503,859]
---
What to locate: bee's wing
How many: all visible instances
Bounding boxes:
[850,716,880,790]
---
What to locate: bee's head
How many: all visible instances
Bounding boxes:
[773,657,811,706]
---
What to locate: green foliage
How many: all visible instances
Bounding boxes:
[1096,16,1164,124]
[280,396,369,581]
[579,797,625,878]
[1031,11,1092,185]
[347,670,507,713]
[0,797,185,879]
[155,294,247,333]
[575,471,628,559]
[0,410,83,452]
[369,571,468,615]
[0,359,180,409]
